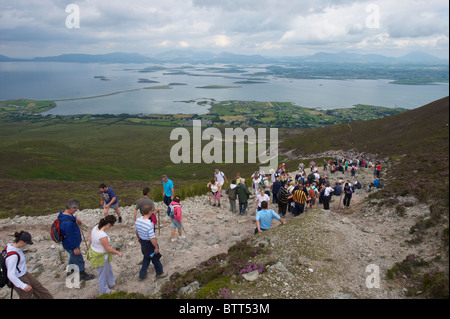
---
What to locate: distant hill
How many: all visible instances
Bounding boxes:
[282,96,449,156]
[282,96,449,204]
[0,50,447,65]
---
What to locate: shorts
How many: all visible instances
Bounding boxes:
[171,218,182,229]
[104,202,119,209]
[212,191,221,199]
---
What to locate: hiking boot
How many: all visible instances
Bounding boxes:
[155,272,168,279]
[80,271,95,281]
[118,216,122,223]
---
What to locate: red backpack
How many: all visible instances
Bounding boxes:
[50,216,75,243]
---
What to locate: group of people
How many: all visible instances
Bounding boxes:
[3,155,381,299]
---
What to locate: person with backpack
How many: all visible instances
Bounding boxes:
[226,180,238,213]
[169,196,185,242]
[88,216,123,296]
[369,177,382,190]
[58,199,95,282]
[2,231,53,299]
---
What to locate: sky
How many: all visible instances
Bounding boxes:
[0,0,448,59]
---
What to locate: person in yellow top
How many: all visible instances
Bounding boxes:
[289,187,309,217]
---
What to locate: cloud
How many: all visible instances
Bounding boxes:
[0,0,448,58]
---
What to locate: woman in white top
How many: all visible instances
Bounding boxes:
[4,231,53,299]
[89,215,123,295]
[255,188,270,212]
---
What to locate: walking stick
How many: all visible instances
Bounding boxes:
[158,211,161,236]
[79,224,89,251]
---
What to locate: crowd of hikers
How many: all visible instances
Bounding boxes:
[1,154,383,299]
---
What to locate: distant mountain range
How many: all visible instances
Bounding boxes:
[0,50,448,65]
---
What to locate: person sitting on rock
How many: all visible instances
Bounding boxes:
[255,201,286,234]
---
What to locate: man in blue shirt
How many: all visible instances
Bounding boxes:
[162,175,175,215]
[255,201,286,234]
[58,199,95,281]
[99,183,122,223]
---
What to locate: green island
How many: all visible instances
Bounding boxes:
[0,99,407,129]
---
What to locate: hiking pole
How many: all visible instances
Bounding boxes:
[158,210,161,236]
[79,224,89,251]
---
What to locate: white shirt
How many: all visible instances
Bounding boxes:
[256,193,270,208]
[215,171,225,185]
[325,186,334,196]
[5,244,27,290]
[90,225,109,254]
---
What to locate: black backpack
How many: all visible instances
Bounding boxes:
[1,247,21,299]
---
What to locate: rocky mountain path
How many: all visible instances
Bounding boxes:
[0,160,436,299]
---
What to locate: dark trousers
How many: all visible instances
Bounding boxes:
[278,202,287,216]
[343,194,352,207]
[139,239,163,278]
[164,195,171,215]
[239,202,248,215]
[293,202,305,216]
[323,196,330,210]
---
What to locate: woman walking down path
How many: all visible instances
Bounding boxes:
[4,231,53,299]
[207,178,222,207]
[88,216,123,296]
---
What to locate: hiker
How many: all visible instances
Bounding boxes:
[214,169,228,186]
[169,196,185,242]
[251,171,261,195]
[255,188,270,213]
[343,182,353,208]
[99,184,122,223]
[375,162,382,177]
[207,178,222,207]
[226,180,238,213]
[236,178,252,215]
[277,182,290,217]
[307,182,317,208]
[88,215,123,296]
[162,175,175,215]
[333,182,342,196]
[272,177,282,204]
[255,201,286,234]
[369,177,380,190]
[58,199,95,281]
[322,182,334,210]
[133,187,157,226]
[3,231,53,299]
[350,165,357,179]
[289,186,309,217]
[134,204,167,281]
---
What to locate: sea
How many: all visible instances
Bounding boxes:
[0,62,448,115]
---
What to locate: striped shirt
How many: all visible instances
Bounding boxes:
[134,217,155,240]
[292,189,308,204]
